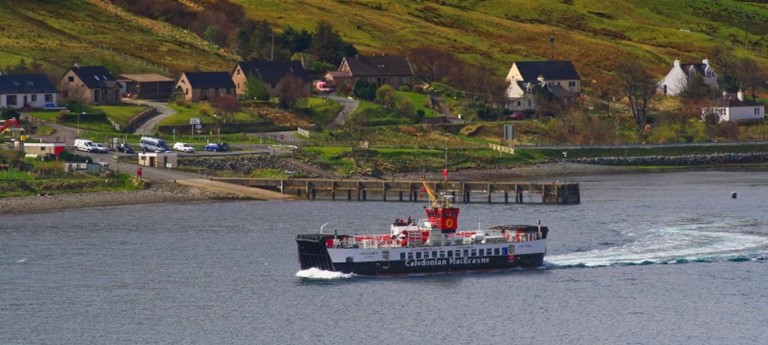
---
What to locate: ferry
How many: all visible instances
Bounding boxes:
[296,178,549,275]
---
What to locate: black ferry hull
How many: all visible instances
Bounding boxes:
[297,232,547,276]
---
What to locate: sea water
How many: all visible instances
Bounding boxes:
[1,170,767,344]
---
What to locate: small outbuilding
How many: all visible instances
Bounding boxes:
[119,74,175,100]
[138,151,178,168]
[21,142,66,158]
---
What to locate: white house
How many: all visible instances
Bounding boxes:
[658,59,718,96]
[702,91,764,123]
[504,61,580,111]
[0,73,58,109]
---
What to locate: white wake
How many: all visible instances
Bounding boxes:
[295,267,354,280]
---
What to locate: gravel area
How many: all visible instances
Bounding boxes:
[0,181,245,215]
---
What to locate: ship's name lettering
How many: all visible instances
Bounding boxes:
[405,257,490,267]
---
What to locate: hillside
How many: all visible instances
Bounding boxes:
[0,0,236,78]
[1,0,767,93]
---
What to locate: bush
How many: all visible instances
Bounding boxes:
[398,85,412,92]
[1,107,20,120]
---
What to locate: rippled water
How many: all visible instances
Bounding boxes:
[2,170,767,344]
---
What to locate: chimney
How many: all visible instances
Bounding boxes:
[703,58,709,66]
[73,61,80,69]
[673,59,681,68]
[537,74,545,85]
[737,90,744,101]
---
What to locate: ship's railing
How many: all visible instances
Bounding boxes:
[328,230,543,249]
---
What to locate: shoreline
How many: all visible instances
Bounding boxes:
[2,162,762,215]
[0,181,246,215]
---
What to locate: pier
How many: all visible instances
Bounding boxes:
[211,178,580,204]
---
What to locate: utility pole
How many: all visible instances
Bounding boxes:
[550,32,555,60]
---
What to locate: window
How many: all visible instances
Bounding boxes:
[407,253,413,260]
[568,81,576,87]
[455,250,461,257]
[416,252,422,259]
[236,69,241,76]
[463,250,469,257]
[470,249,476,257]
[479,249,484,256]
[755,108,761,115]
[423,252,429,259]
[45,94,52,102]
[517,101,521,106]
[31,95,37,102]
[494,248,500,255]
[7,95,17,105]
[400,253,405,260]
[439,251,445,258]
[94,90,101,102]
[447,251,453,258]
[68,76,74,82]
[432,251,437,258]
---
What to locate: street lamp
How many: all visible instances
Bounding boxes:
[77,112,85,137]
[562,151,567,184]
[443,148,448,183]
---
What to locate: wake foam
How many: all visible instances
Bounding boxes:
[548,225,768,268]
[296,267,354,280]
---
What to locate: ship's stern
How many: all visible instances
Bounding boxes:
[296,234,336,271]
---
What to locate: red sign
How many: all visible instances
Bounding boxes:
[442,169,448,177]
[279,134,285,140]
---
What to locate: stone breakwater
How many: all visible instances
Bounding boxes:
[574,152,768,166]
[181,156,324,178]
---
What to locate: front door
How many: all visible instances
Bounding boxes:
[381,250,390,269]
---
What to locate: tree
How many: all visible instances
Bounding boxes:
[395,96,416,119]
[339,111,369,168]
[375,85,396,108]
[310,21,356,65]
[245,73,270,101]
[679,74,716,102]
[276,74,305,109]
[615,61,656,134]
[731,57,767,99]
[353,80,376,101]
[408,46,460,83]
[210,94,241,122]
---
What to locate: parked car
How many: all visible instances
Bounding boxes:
[115,143,134,153]
[92,143,110,153]
[173,142,195,153]
[509,112,527,120]
[204,142,230,152]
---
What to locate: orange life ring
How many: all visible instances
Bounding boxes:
[444,218,454,228]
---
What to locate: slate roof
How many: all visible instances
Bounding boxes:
[182,72,235,88]
[343,56,414,76]
[0,74,57,94]
[514,61,580,81]
[235,60,311,83]
[119,74,174,83]
[69,66,119,89]
[714,93,762,107]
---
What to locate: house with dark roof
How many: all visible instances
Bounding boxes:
[119,74,175,100]
[504,60,581,111]
[0,73,58,109]
[658,59,718,96]
[328,55,414,90]
[702,90,764,123]
[231,60,311,98]
[59,64,122,105]
[175,72,236,102]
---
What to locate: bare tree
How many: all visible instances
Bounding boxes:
[339,112,369,168]
[731,57,766,99]
[276,74,305,109]
[615,61,656,134]
[210,94,241,123]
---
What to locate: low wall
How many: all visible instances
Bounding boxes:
[575,153,768,166]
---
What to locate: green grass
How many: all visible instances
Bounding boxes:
[93,105,150,126]
[394,91,440,118]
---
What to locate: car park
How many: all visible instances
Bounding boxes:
[204,142,230,152]
[173,142,195,153]
[115,143,134,153]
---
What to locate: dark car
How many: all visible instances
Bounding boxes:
[509,112,527,120]
[115,143,135,153]
[204,142,230,152]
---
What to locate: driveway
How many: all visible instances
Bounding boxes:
[326,95,359,129]
[125,99,176,135]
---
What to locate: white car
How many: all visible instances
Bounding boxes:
[173,142,195,153]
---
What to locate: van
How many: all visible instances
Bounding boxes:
[139,136,168,152]
[74,138,95,152]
